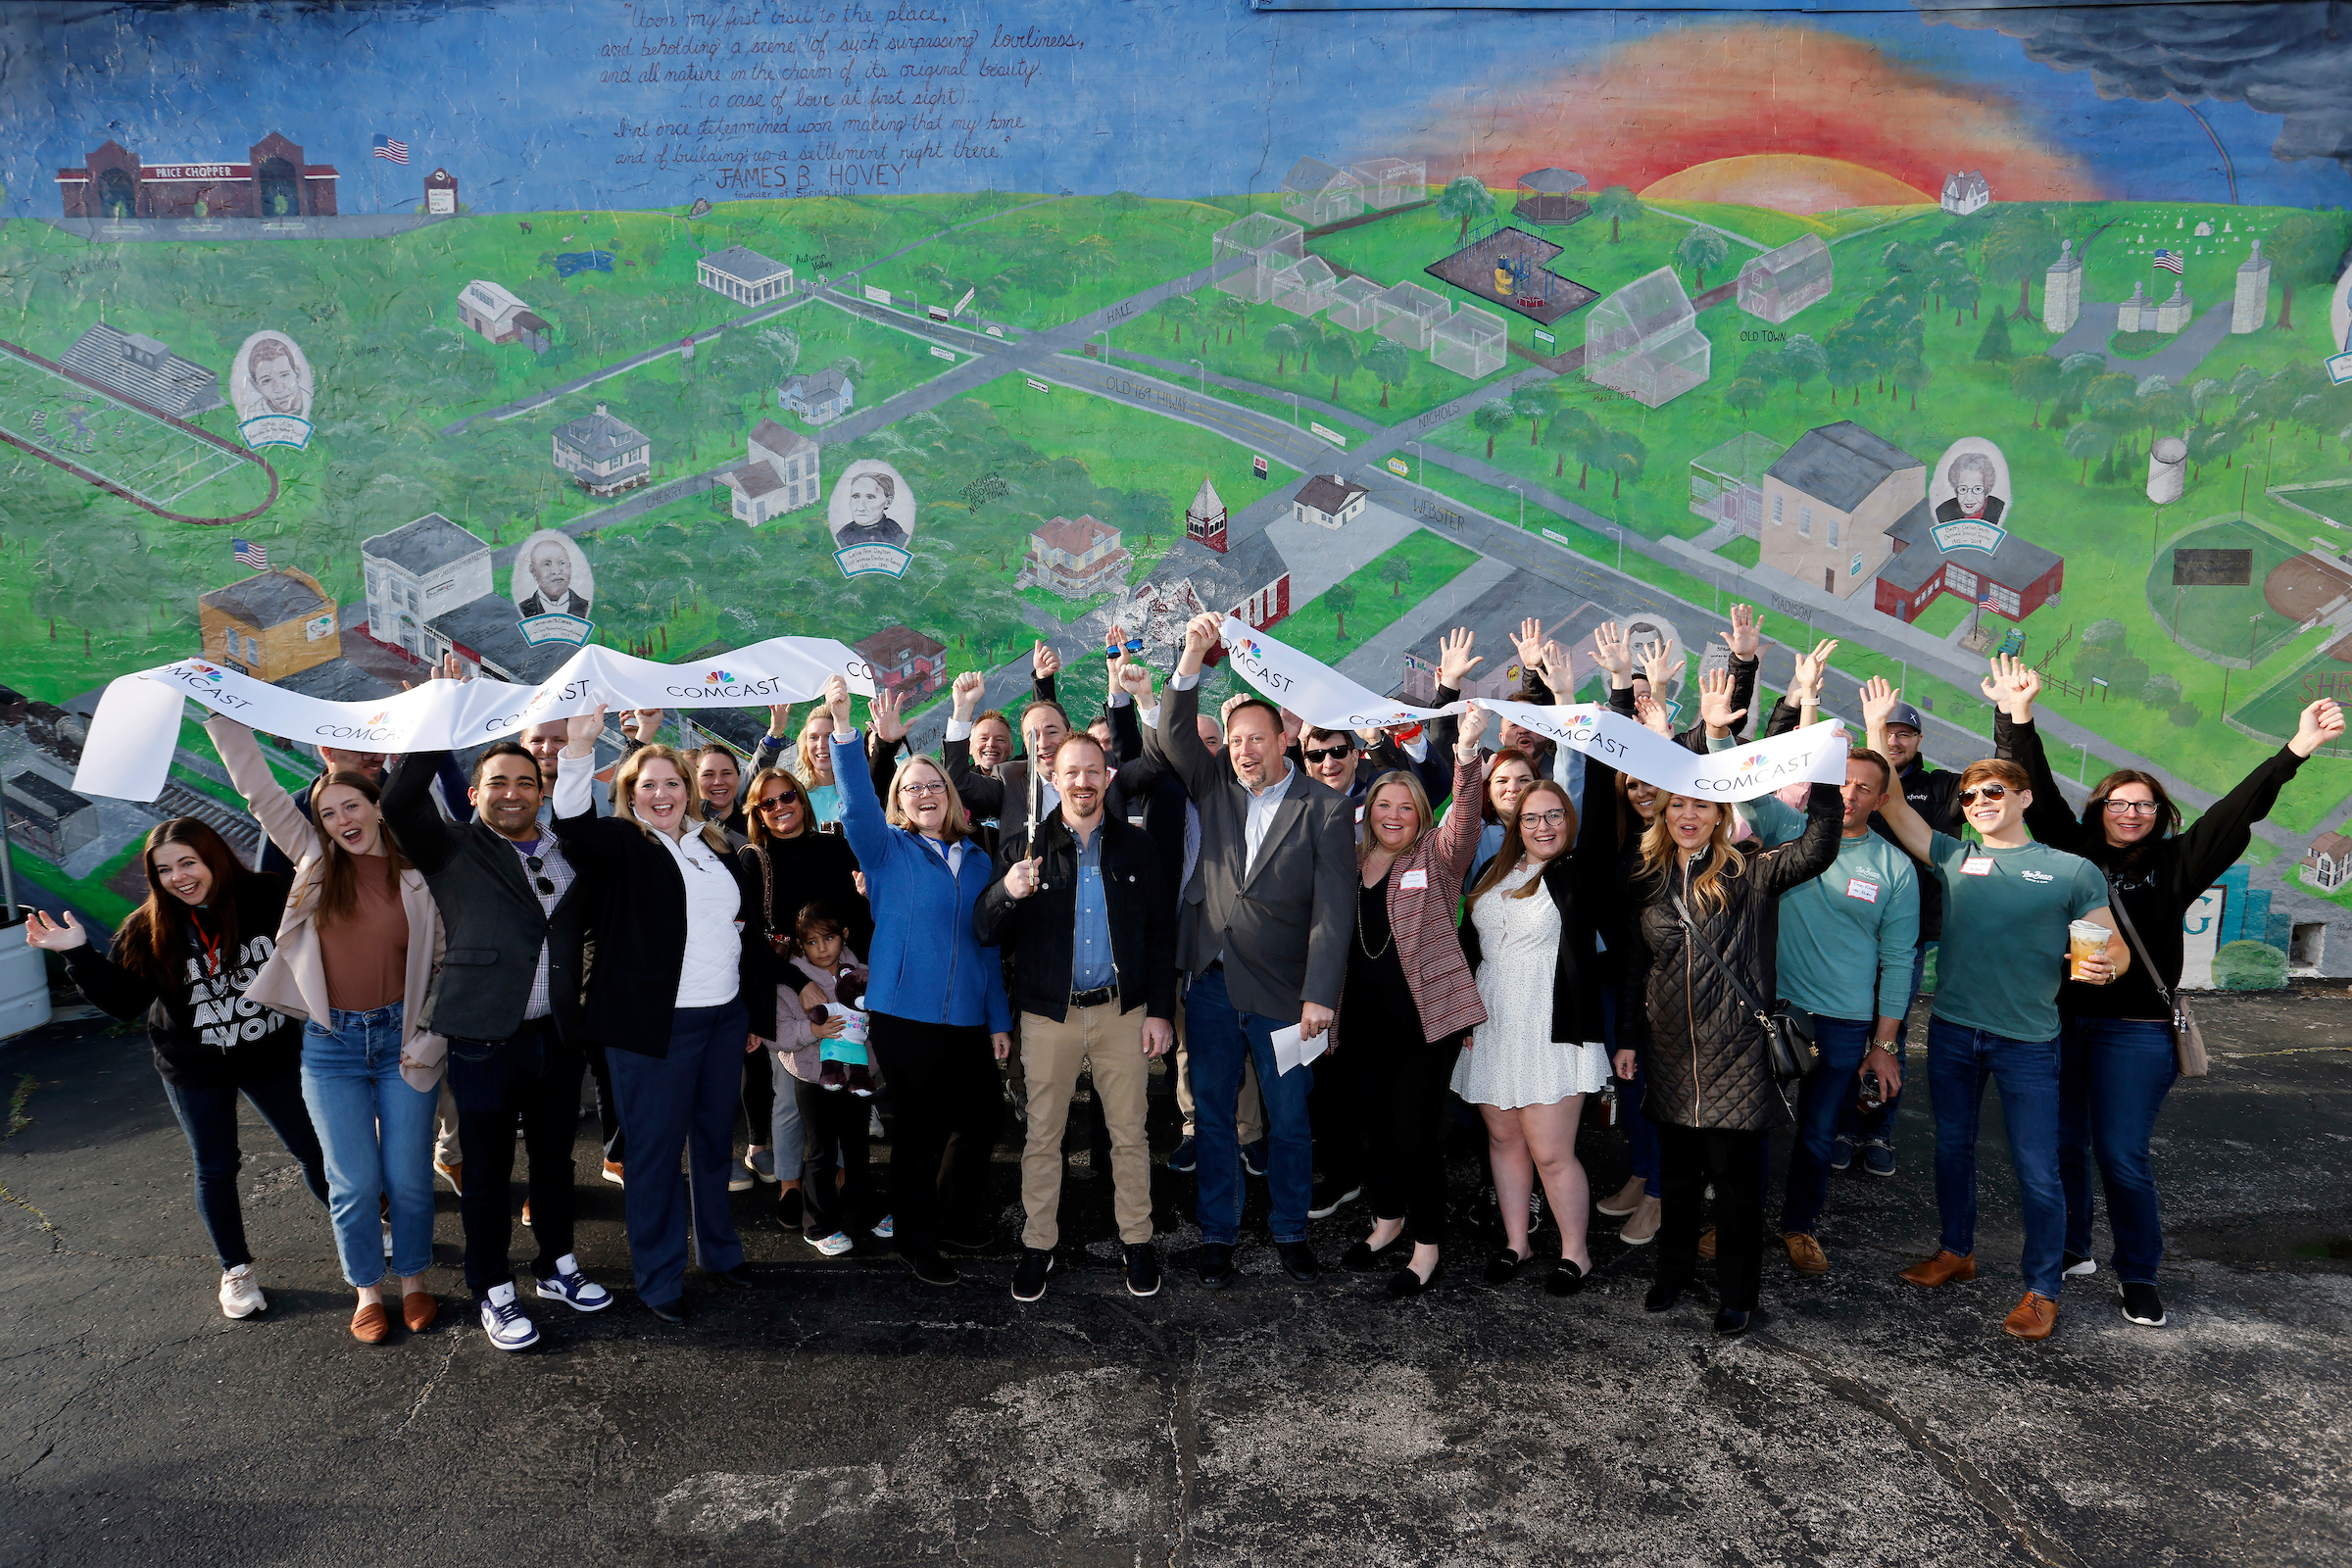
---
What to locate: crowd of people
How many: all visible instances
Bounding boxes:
[26,610,2339,1348]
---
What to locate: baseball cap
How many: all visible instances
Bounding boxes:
[1885,701,1925,733]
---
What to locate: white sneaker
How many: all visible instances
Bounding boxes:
[534,1253,613,1312]
[219,1264,267,1319]
[381,1219,394,1257]
[479,1282,541,1350]
[808,1230,856,1257]
[870,1213,895,1240]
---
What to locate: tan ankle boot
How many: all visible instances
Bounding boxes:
[1596,1175,1648,1217]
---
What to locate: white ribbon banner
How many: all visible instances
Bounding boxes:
[1216,614,1847,802]
[74,637,876,804]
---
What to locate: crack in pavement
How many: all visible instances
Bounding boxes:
[398,1321,471,1433]
[1166,1339,1202,1568]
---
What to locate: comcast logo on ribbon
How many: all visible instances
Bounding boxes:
[706,669,738,683]
[365,710,390,725]
[186,662,224,681]
[1235,640,1263,662]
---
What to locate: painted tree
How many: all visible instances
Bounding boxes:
[1777,334,1826,401]
[1824,328,1873,404]
[1973,307,2015,363]
[1315,328,1358,401]
[2266,213,2350,331]
[1511,384,1557,446]
[1591,185,1642,244]
[1892,352,1934,412]
[2010,356,2063,427]
[2064,419,2113,485]
[1472,397,1515,459]
[1436,176,1496,246]
[1325,579,1358,642]
[1366,340,1412,409]
[1262,321,1301,376]
[1378,554,1414,599]
[1573,419,1613,490]
[1158,294,1198,341]
[1981,211,2056,318]
[1946,272,1982,325]
[1547,406,1598,480]
[1214,293,1250,345]
[1725,375,1767,420]
[1605,429,1647,499]
[1674,225,1730,293]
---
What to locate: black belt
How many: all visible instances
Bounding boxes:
[1069,983,1118,1008]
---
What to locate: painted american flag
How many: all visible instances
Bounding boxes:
[232,538,269,569]
[2153,249,2184,274]
[371,133,410,166]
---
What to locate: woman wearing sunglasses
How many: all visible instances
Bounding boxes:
[1986,656,2343,1328]
[1861,677,2129,1343]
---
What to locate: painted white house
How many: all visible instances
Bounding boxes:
[697,245,794,307]
[1294,473,1370,530]
[551,403,652,497]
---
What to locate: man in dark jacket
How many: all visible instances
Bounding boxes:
[977,729,1176,1302]
[383,740,612,1353]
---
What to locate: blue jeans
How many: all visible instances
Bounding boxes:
[1778,1015,1874,1237]
[2059,1017,2179,1284]
[160,1068,330,1271]
[1926,1017,2065,1299]
[608,1001,749,1306]
[1837,941,1928,1152]
[300,1003,438,1286]
[1602,985,1660,1199]
[1186,966,1313,1247]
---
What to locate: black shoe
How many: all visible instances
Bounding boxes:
[1167,1136,1199,1173]
[1713,1307,1752,1337]
[1276,1241,1321,1283]
[2119,1281,2167,1327]
[903,1250,960,1287]
[1341,1232,1405,1272]
[1544,1257,1589,1298]
[1010,1248,1055,1301]
[2063,1251,2097,1279]
[1123,1242,1162,1298]
[643,1297,687,1325]
[1240,1139,1268,1178]
[1197,1243,1237,1290]
[1306,1182,1361,1220]
[776,1187,805,1229]
[1386,1255,1442,1298]
[1644,1279,1690,1313]
[706,1266,758,1290]
[1483,1248,1532,1286]
[939,1222,995,1254]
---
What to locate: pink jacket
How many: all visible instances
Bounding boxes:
[768,950,869,1083]
[1335,752,1488,1050]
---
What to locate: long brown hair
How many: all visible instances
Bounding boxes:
[1614,770,1661,846]
[306,769,408,925]
[615,744,733,855]
[1636,796,1745,916]
[1468,779,1577,908]
[119,818,248,981]
[2082,767,2180,848]
[744,765,812,846]
[1481,747,1537,826]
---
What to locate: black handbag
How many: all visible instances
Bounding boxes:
[1669,892,1819,1086]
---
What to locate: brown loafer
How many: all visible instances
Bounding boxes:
[351,1300,392,1345]
[402,1291,439,1333]
[1696,1228,1717,1260]
[1783,1232,1829,1275]
[2002,1292,2059,1341]
[1899,1250,1977,1288]
[1618,1196,1662,1246]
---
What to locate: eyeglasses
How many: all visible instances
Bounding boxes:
[901,781,949,798]
[522,855,555,897]
[2102,799,2161,816]
[1301,745,1353,764]
[1523,809,1569,829]
[1956,784,2012,806]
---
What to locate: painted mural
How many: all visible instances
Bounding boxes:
[0,0,2348,984]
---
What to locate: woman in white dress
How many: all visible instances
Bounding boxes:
[1452,622,1636,1297]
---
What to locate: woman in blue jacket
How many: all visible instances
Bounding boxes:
[823,676,1012,1286]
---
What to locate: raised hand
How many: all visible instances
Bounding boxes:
[1032,639,1061,681]
[564,703,609,757]
[620,708,664,743]
[1790,638,1839,705]
[2290,699,2347,759]
[1540,639,1575,697]
[1179,612,1222,673]
[1979,653,2038,720]
[1591,620,1633,680]
[1697,665,1748,735]
[823,674,856,732]
[951,669,986,719]
[439,652,468,683]
[1456,702,1491,752]
[767,702,796,740]
[870,686,908,744]
[1859,675,1899,732]
[1436,626,1482,689]
[1727,602,1762,660]
[1510,615,1545,676]
[22,908,88,952]
[1116,660,1155,704]
[1634,694,1674,737]
[1640,637,1679,694]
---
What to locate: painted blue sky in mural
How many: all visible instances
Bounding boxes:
[3,0,2345,218]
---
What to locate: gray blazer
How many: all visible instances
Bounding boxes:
[1147,678,1355,1023]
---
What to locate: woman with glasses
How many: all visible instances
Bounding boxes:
[740,763,871,1233]
[1988,657,2343,1328]
[548,708,775,1324]
[822,674,1012,1287]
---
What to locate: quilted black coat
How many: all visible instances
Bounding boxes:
[1625,783,1841,1133]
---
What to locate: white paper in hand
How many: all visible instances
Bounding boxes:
[1270,1023,1326,1075]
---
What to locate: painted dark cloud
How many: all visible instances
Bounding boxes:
[1917,1,2352,172]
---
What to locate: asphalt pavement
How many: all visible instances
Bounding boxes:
[3,986,2348,1565]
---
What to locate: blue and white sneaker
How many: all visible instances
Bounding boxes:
[808,1230,856,1257]
[1167,1136,1199,1173]
[1828,1136,1854,1173]
[535,1253,612,1312]
[1860,1140,1895,1179]
[870,1213,895,1240]
[479,1282,541,1351]
[1240,1139,1269,1178]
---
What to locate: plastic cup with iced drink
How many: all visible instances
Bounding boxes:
[2068,919,2112,980]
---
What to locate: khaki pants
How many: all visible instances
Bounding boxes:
[1019,1002,1153,1250]
[1174,995,1265,1144]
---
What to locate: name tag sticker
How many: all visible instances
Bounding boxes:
[1400,868,1429,891]
[1960,857,1995,876]
[1845,877,1879,903]
[1354,806,1365,824]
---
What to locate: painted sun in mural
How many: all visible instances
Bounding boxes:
[1440,23,2098,214]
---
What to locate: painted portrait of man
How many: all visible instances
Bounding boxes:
[229,331,315,424]
[512,530,594,619]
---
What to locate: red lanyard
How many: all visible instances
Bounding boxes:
[191,919,223,976]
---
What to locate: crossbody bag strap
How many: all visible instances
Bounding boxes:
[1669,891,1774,1029]
[2101,881,2175,1010]
[759,844,776,932]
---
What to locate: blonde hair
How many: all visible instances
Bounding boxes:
[886,753,971,846]
[1637,796,1745,916]
[1355,769,1433,862]
[1468,779,1577,907]
[615,744,732,855]
[793,710,837,790]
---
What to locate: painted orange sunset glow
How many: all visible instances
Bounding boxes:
[1454,24,2099,213]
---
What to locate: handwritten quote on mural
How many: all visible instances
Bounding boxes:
[598,3,1082,195]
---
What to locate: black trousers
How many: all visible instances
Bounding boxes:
[447,1017,582,1298]
[742,1047,775,1148]
[1310,1035,1366,1192]
[866,1012,1003,1258]
[793,1074,873,1239]
[585,1039,626,1164]
[1358,1018,1461,1246]
[1656,1122,1768,1311]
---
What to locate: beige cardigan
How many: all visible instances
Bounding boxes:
[207,717,448,1091]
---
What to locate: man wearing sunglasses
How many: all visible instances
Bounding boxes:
[383,738,611,1350]
[1860,677,2126,1343]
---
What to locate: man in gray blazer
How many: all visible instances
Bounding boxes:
[1149,611,1354,1288]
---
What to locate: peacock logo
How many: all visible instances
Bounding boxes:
[365,709,391,725]
[706,668,738,683]
[1235,639,1262,662]
[1739,752,1767,770]
[186,662,224,681]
